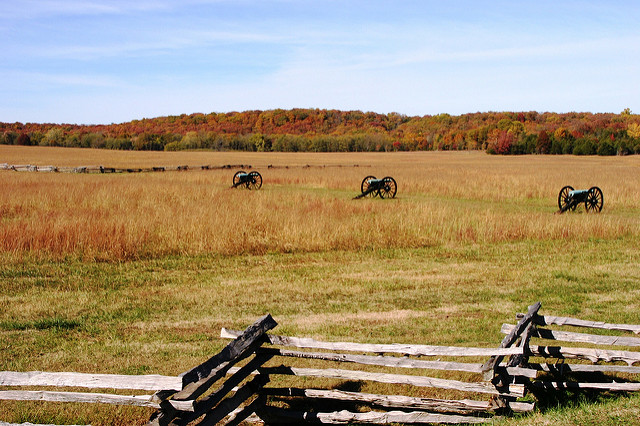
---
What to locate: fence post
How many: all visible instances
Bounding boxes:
[482,302,541,410]
[482,302,541,377]
[148,314,277,426]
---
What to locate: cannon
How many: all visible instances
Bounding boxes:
[557,186,603,213]
[232,170,262,190]
[354,175,397,199]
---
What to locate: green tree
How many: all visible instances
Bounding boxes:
[597,141,616,156]
[81,133,106,149]
[250,133,270,152]
[63,134,81,147]
[572,139,596,155]
[43,128,64,146]
[181,131,202,149]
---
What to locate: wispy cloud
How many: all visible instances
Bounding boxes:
[7,26,284,66]
[1,0,170,19]
[0,70,124,89]
[385,35,640,68]
[2,0,639,123]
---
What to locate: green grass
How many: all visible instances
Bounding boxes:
[1,238,639,424]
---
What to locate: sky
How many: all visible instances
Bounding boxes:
[1,0,639,125]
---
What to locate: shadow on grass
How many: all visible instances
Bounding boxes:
[0,317,81,331]
[528,371,638,414]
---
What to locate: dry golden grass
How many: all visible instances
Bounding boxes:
[1,146,640,424]
[2,146,639,260]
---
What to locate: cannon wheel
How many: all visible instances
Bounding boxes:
[361,175,377,197]
[558,185,575,212]
[585,186,603,212]
[233,170,246,188]
[379,176,397,199]
[247,171,263,190]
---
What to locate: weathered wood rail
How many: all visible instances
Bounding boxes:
[2,304,640,425]
[502,307,640,395]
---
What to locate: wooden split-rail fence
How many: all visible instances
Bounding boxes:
[0,163,251,174]
[1,163,366,174]
[2,302,640,425]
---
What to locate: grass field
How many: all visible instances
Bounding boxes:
[1,146,640,425]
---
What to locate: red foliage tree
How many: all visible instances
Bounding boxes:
[494,130,514,154]
[536,130,551,154]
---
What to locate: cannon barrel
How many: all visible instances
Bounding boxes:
[568,189,589,199]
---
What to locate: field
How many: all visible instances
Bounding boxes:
[1,145,640,425]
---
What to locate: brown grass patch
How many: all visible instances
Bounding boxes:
[2,147,639,260]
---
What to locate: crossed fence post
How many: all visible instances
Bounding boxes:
[482,302,541,410]
[148,314,277,426]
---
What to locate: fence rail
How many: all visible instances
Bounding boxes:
[0,371,181,390]
[1,163,368,174]
[2,303,640,425]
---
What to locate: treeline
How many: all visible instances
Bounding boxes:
[2,108,640,155]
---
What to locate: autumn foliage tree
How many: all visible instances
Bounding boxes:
[536,130,551,154]
[1,109,639,155]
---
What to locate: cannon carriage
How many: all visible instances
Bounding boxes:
[232,170,263,190]
[557,185,603,213]
[354,175,397,199]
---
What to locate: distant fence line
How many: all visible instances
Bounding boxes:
[2,302,640,425]
[0,163,251,174]
[0,163,366,174]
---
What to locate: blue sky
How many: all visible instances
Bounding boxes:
[2,0,639,124]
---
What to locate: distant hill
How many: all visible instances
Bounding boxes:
[2,108,639,155]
